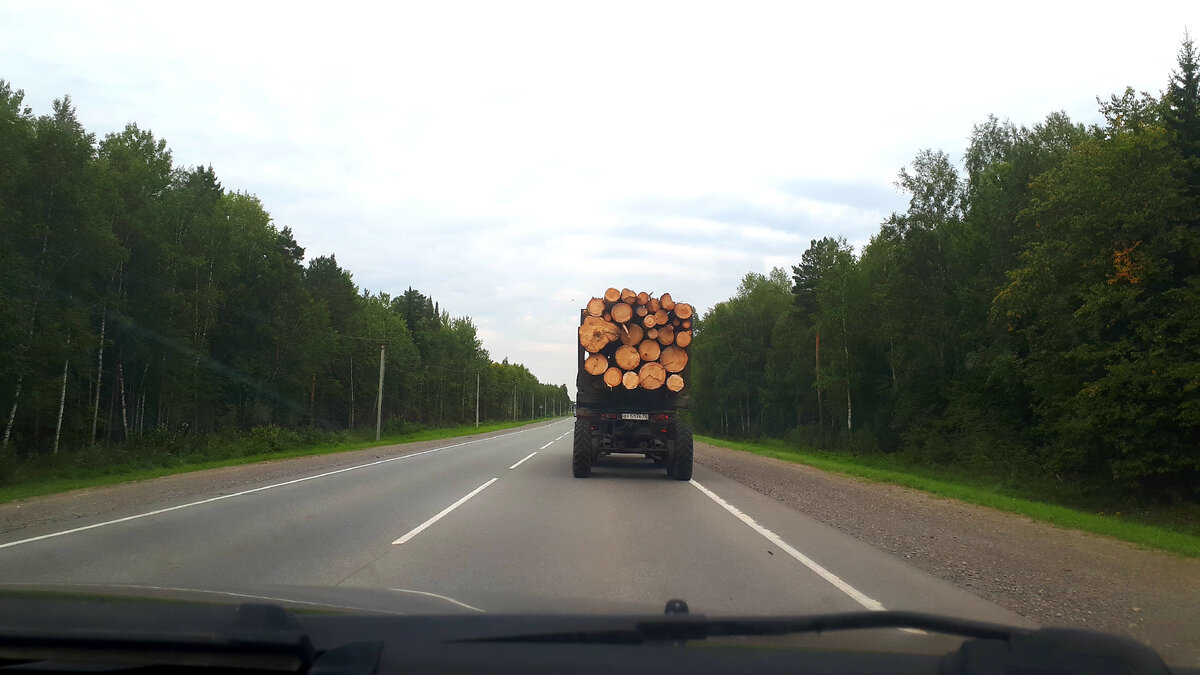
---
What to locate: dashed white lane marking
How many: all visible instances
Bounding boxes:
[392,478,498,545]
[690,479,886,612]
[509,452,538,470]
[539,440,554,450]
[0,427,540,551]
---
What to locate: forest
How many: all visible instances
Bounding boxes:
[691,37,1200,501]
[0,79,569,467]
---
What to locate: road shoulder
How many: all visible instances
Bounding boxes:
[694,440,1200,667]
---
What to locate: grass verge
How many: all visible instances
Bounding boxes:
[0,418,562,504]
[698,435,1200,558]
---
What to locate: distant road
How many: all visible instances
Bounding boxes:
[0,419,1028,628]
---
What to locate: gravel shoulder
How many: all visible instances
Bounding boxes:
[695,440,1200,667]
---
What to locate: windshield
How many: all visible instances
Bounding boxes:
[0,2,1198,669]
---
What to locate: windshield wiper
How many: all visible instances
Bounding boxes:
[0,602,379,674]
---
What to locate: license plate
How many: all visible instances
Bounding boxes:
[621,413,649,420]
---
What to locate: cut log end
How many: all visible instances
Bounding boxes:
[604,287,621,303]
[584,353,608,376]
[603,367,622,388]
[657,325,675,346]
[638,361,666,390]
[622,371,640,390]
[673,303,693,320]
[611,302,633,324]
[614,344,641,371]
[586,297,606,317]
[579,316,620,352]
[675,330,692,348]
[660,345,689,373]
[666,374,684,392]
[637,339,661,363]
[619,322,644,346]
[660,293,675,311]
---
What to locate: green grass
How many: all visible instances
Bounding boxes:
[0,418,562,504]
[698,435,1200,558]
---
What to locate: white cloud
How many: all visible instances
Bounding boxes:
[1,0,1195,390]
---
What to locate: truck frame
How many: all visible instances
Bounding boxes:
[573,310,693,480]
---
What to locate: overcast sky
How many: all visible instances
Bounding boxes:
[2,2,1195,391]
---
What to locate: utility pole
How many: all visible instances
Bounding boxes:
[475,372,480,428]
[375,343,385,441]
[530,392,534,421]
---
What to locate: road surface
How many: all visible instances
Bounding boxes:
[0,419,1030,627]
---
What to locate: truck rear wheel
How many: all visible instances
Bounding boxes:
[573,419,592,478]
[670,424,693,481]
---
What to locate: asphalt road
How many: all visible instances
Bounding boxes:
[0,419,1031,627]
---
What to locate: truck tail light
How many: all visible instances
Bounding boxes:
[652,413,670,421]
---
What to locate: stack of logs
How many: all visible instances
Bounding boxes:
[578,288,693,392]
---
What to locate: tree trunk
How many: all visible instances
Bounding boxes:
[119,363,130,440]
[2,375,20,449]
[53,334,71,454]
[91,309,106,444]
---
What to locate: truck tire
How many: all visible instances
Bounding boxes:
[671,424,693,481]
[573,420,592,478]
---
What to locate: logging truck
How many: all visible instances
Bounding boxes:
[573,288,694,480]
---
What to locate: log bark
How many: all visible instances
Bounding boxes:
[666,374,685,392]
[638,362,666,390]
[656,324,675,346]
[673,303,693,320]
[603,367,622,388]
[660,293,675,311]
[619,322,644,346]
[614,344,641,370]
[610,302,633,324]
[604,287,621,303]
[586,297,606,317]
[584,353,608,375]
[660,345,689,373]
[622,370,640,389]
[675,330,692,348]
[637,339,661,362]
[579,316,620,352]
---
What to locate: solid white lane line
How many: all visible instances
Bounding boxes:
[392,478,498,545]
[690,479,886,612]
[388,587,485,613]
[0,428,537,551]
[509,452,538,470]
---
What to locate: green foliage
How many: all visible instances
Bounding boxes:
[691,36,1200,503]
[0,78,569,466]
